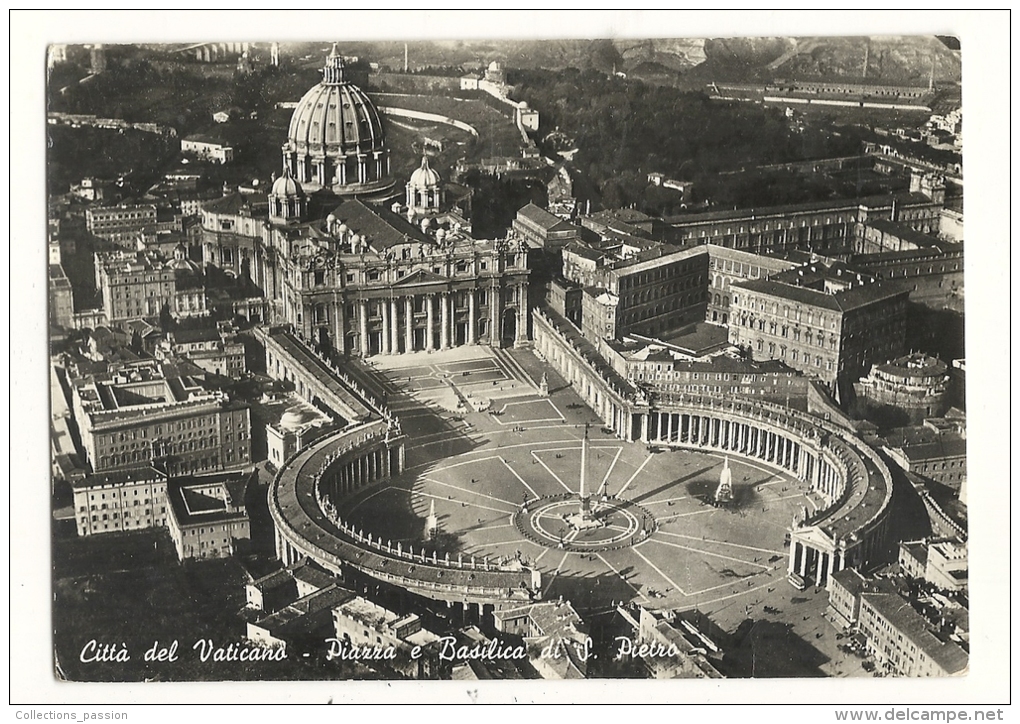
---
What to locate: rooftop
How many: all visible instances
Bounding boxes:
[664,191,935,227]
[864,219,958,252]
[736,261,909,312]
[328,198,433,251]
[166,470,253,527]
[516,202,576,233]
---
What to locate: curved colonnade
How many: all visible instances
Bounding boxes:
[533,308,895,587]
[269,419,540,609]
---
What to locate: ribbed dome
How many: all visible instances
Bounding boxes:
[271,167,304,198]
[408,155,441,189]
[286,46,385,158]
[280,45,393,197]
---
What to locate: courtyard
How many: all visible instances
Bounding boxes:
[340,345,823,633]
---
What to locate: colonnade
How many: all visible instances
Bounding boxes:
[307,283,530,357]
[639,409,818,483]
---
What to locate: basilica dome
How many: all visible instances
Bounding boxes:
[281,44,394,198]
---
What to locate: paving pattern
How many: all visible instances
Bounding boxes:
[343,346,815,628]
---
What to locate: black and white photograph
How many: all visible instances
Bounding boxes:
[11,8,1010,711]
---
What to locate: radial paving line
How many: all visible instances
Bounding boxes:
[530,451,574,494]
[644,494,694,506]
[471,522,514,533]
[347,485,397,515]
[632,547,687,596]
[642,537,771,569]
[596,553,650,602]
[597,447,624,495]
[695,578,776,608]
[424,454,504,475]
[422,477,517,507]
[615,453,654,498]
[542,550,571,598]
[499,457,542,500]
[414,491,512,515]
[656,530,786,556]
[474,535,532,549]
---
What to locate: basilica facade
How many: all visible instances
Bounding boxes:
[199,47,531,357]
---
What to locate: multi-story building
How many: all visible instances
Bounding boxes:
[180,135,235,164]
[704,245,802,325]
[68,358,251,476]
[858,591,968,677]
[613,604,724,679]
[492,600,590,680]
[95,247,207,325]
[165,471,253,560]
[729,261,909,400]
[332,596,442,678]
[898,540,968,592]
[852,216,965,308]
[664,178,944,257]
[162,326,246,379]
[603,344,810,408]
[566,245,709,342]
[827,567,868,628]
[71,464,169,537]
[853,353,950,423]
[247,585,354,656]
[880,419,967,491]
[86,204,158,245]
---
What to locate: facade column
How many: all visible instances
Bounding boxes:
[336,299,346,356]
[467,288,477,345]
[441,292,450,350]
[788,542,799,574]
[426,294,435,351]
[799,545,809,577]
[640,413,649,443]
[359,299,369,356]
[381,299,391,355]
[489,282,499,347]
[515,283,529,347]
[405,296,414,353]
[816,552,828,586]
[390,298,400,354]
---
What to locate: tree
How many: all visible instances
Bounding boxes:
[159,302,174,334]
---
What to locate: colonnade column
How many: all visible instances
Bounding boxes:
[426,294,435,351]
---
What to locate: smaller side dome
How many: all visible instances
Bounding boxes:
[408,155,442,189]
[271,166,304,198]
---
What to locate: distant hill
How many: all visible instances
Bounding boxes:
[685,35,961,87]
[314,35,960,90]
